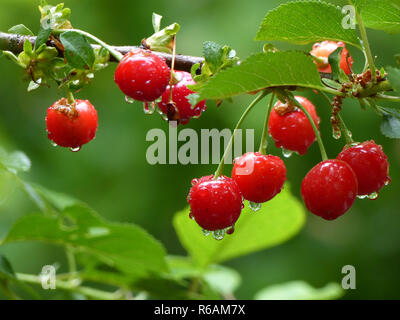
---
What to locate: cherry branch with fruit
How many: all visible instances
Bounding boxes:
[0,0,399,300]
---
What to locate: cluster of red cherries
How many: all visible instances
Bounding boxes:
[45,48,207,150]
[187,41,390,240]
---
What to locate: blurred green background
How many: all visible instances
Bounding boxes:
[0,0,399,299]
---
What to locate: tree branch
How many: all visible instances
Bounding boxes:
[0,32,204,72]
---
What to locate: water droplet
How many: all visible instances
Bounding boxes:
[125,96,134,104]
[249,201,262,212]
[357,194,368,199]
[51,142,58,147]
[202,229,211,236]
[143,102,156,115]
[226,225,235,235]
[384,177,391,186]
[212,229,225,240]
[332,129,341,140]
[368,192,379,200]
[70,146,81,152]
[281,148,293,158]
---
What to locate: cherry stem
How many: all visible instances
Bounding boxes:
[15,273,123,300]
[282,90,328,161]
[54,29,124,62]
[375,94,400,102]
[319,91,354,144]
[350,0,376,82]
[66,246,77,281]
[66,89,75,105]
[214,90,270,179]
[258,93,275,155]
[168,35,177,103]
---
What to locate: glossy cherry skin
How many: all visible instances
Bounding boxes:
[114,49,170,102]
[268,96,320,155]
[46,98,98,148]
[301,160,358,220]
[232,152,286,203]
[310,41,353,75]
[337,140,390,196]
[158,71,207,125]
[187,175,243,231]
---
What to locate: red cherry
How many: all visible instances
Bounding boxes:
[46,98,98,149]
[187,175,243,231]
[114,49,170,102]
[301,159,358,220]
[158,71,207,125]
[232,152,286,203]
[310,41,353,75]
[337,140,390,196]
[268,96,320,155]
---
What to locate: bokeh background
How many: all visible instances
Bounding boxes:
[0,0,399,299]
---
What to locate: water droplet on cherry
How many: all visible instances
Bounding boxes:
[226,225,235,235]
[281,148,293,158]
[125,96,134,104]
[212,229,225,240]
[332,129,341,140]
[69,146,81,152]
[143,102,156,115]
[368,192,379,200]
[249,201,262,212]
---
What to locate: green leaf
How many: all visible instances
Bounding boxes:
[190,41,239,93]
[202,41,239,74]
[254,281,344,300]
[387,66,400,94]
[8,24,34,36]
[60,31,95,69]
[321,78,342,90]
[167,256,241,296]
[355,0,400,34]
[328,47,343,82]
[2,51,23,67]
[255,1,360,48]
[381,112,400,138]
[152,13,162,33]
[145,13,180,53]
[2,205,168,279]
[0,149,31,174]
[23,39,33,57]
[203,265,241,296]
[195,51,323,101]
[173,186,305,267]
[35,27,51,50]
[0,255,15,280]
[31,183,81,211]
